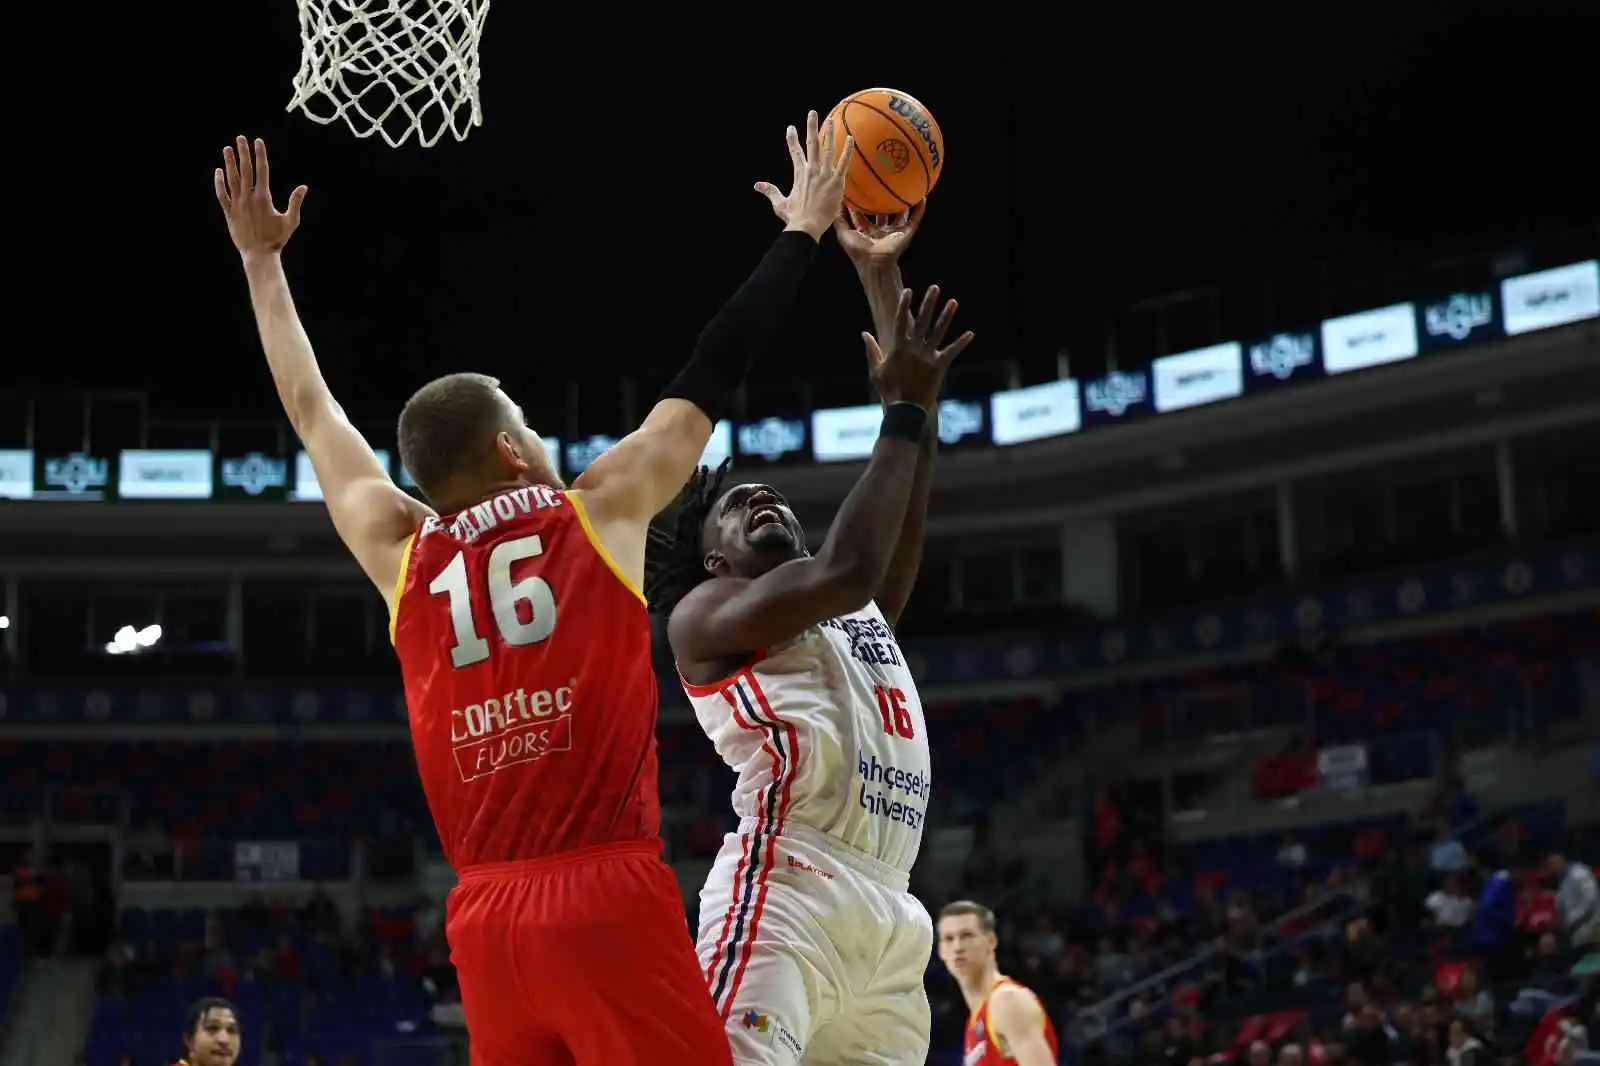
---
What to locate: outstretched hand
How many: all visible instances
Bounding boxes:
[215,136,307,258]
[834,204,925,268]
[864,285,975,410]
[754,110,855,242]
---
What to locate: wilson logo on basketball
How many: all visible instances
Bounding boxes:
[887,95,941,171]
[875,138,911,174]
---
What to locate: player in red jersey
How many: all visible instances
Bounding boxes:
[937,901,1060,1066]
[173,996,240,1066]
[215,119,852,1066]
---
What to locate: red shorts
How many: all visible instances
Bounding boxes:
[447,840,731,1066]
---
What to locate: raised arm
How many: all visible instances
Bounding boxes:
[836,206,958,627]
[216,137,428,604]
[670,286,973,665]
[573,112,853,586]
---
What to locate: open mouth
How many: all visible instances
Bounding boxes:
[747,506,785,533]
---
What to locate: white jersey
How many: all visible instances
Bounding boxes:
[682,601,931,875]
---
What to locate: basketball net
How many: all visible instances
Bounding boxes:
[287,0,491,149]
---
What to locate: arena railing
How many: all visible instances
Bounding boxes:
[369,1031,469,1066]
[119,838,355,883]
[1067,796,1570,1051]
[1063,887,1364,1050]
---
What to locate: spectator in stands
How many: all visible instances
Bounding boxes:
[9,845,45,957]
[1471,863,1518,983]
[1521,878,1561,938]
[1347,1005,1393,1066]
[1426,874,1475,932]
[1278,834,1308,871]
[1429,823,1469,875]
[1548,853,1600,948]
[1452,967,1494,1040]
[1445,1018,1486,1066]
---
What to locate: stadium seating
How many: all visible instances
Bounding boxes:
[30,598,1595,1064]
[88,903,448,1066]
[0,924,18,1036]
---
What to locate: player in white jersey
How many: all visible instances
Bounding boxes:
[645,209,973,1066]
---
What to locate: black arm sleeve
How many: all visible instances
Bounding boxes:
[658,229,818,422]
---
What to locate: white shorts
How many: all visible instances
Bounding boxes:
[696,819,932,1066]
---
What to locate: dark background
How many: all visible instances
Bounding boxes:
[15,5,1596,440]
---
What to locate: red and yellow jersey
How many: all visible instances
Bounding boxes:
[391,485,661,870]
[963,976,1059,1066]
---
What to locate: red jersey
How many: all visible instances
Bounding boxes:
[963,976,1059,1066]
[391,485,661,870]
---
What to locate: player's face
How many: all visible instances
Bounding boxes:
[186,1007,240,1065]
[493,390,564,489]
[937,914,996,977]
[702,483,806,578]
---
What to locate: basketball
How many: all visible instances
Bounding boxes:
[826,88,945,216]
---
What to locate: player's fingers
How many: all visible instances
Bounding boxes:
[214,168,230,209]
[222,146,240,201]
[834,135,856,176]
[937,330,977,366]
[753,181,783,208]
[929,297,960,349]
[804,110,820,167]
[819,113,836,164]
[254,138,271,198]
[861,331,886,366]
[235,136,253,192]
[286,185,309,227]
[785,125,805,178]
[913,284,941,340]
[907,200,927,231]
[893,287,914,334]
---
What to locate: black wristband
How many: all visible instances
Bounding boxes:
[879,401,928,443]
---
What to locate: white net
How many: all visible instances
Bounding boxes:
[287,0,491,149]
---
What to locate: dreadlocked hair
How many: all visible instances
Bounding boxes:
[644,458,732,617]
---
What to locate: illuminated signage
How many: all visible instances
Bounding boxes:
[1244,331,1320,388]
[118,449,214,500]
[562,436,617,476]
[0,449,32,499]
[293,449,391,502]
[991,380,1080,445]
[936,398,986,446]
[1501,260,1600,336]
[1418,291,1499,349]
[1152,342,1244,413]
[699,420,733,469]
[811,404,880,463]
[36,452,113,500]
[216,453,290,501]
[1081,370,1153,427]
[736,418,807,462]
[1320,302,1418,375]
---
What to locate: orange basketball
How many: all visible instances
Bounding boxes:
[825,88,945,216]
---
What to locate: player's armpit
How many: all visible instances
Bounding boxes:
[986,986,1056,1066]
[297,397,431,602]
[668,555,876,666]
[570,399,713,591]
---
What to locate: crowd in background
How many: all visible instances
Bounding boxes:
[64,761,1598,1066]
[921,768,1598,1066]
